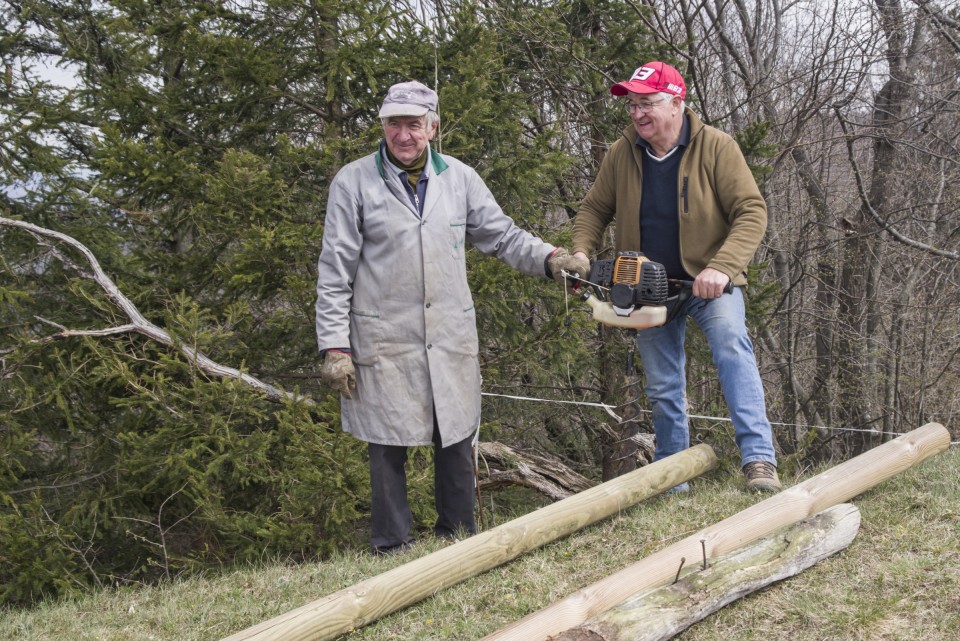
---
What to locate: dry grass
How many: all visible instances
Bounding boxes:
[3,446,958,641]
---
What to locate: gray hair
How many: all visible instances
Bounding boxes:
[381,111,440,129]
[660,91,685,111]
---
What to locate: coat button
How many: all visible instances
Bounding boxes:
[425,302,431,308]
[427,343,433,349]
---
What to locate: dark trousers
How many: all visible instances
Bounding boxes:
[368,422,477,552]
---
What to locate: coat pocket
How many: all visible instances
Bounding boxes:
[449,221,466,253]
[349,308,382,366]
[462,304,479,357]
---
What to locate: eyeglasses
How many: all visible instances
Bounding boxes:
[625,97,668,113]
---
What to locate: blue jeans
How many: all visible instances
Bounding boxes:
[635,287,777,469]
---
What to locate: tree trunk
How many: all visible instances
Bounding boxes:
[602,337,647,480]
[549,503,860,641]
[835,0,913,454]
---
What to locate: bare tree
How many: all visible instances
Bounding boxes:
[638,0,960,459]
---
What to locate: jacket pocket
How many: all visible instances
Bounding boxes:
[462,304,479,357]
[449,222,466,253]
[349,308,382,366]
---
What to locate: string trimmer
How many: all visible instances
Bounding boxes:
[564,251,733,329]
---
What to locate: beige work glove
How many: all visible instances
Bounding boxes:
[547,248,591,287]
[321,351,356,399]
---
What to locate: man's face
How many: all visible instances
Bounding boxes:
[383,115,437,165]
[627,93,679,146]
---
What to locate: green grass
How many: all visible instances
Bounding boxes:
[3,447,959,641]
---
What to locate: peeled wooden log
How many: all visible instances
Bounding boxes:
[481,422,951,641]
[550,503,862,641]
[220,443,719,641]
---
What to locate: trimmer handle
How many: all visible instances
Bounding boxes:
[667,278,735,295]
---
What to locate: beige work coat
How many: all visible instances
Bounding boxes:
[316,145,554,446]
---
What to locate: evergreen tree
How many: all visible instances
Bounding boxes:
[1,0,423,604]
[1,0,661,604]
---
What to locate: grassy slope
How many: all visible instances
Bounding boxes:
[4,446,959,641]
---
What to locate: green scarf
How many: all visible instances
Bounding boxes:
[386,147,428,189]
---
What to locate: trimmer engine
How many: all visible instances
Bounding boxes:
[588,251,669,316]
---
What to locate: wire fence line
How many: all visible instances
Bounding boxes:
[480,391,960,447]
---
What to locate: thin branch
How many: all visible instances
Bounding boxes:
[41,506,104,590]
[913,0,960,54]
[8,471,110,496]
[833,110,960,260]
[0,216,299,403]
[34,317,139,340]
[269,85,329,118]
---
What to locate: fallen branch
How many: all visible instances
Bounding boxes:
[478,441,595,500]
[1,216,294,403]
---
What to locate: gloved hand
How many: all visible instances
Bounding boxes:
[321,350,356,399]
[547,248,591,286]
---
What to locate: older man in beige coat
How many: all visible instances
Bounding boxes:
[316,81,586,554]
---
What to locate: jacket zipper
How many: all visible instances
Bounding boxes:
[402,174,422,215]
[681,176,689,214]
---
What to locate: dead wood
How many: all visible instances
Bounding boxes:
[477,441,596,500]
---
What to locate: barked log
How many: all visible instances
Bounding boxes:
[480,422,951,641]
[220,443,719,641]
[549,503,862,641]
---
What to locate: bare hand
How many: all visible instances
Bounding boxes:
[692,268,730,299]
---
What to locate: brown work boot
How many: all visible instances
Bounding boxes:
[742,461,782,493]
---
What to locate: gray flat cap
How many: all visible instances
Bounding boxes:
[378,80,438,118]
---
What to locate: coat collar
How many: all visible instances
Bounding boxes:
[375,141,449,180]
[373,141,452,220]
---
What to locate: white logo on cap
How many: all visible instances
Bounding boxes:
[631,66,656,81]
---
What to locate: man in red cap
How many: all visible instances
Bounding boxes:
[571,62,781,493]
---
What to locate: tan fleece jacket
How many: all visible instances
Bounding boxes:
[572,108,766,286]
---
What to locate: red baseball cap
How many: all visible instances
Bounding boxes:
[611,62,687,99]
